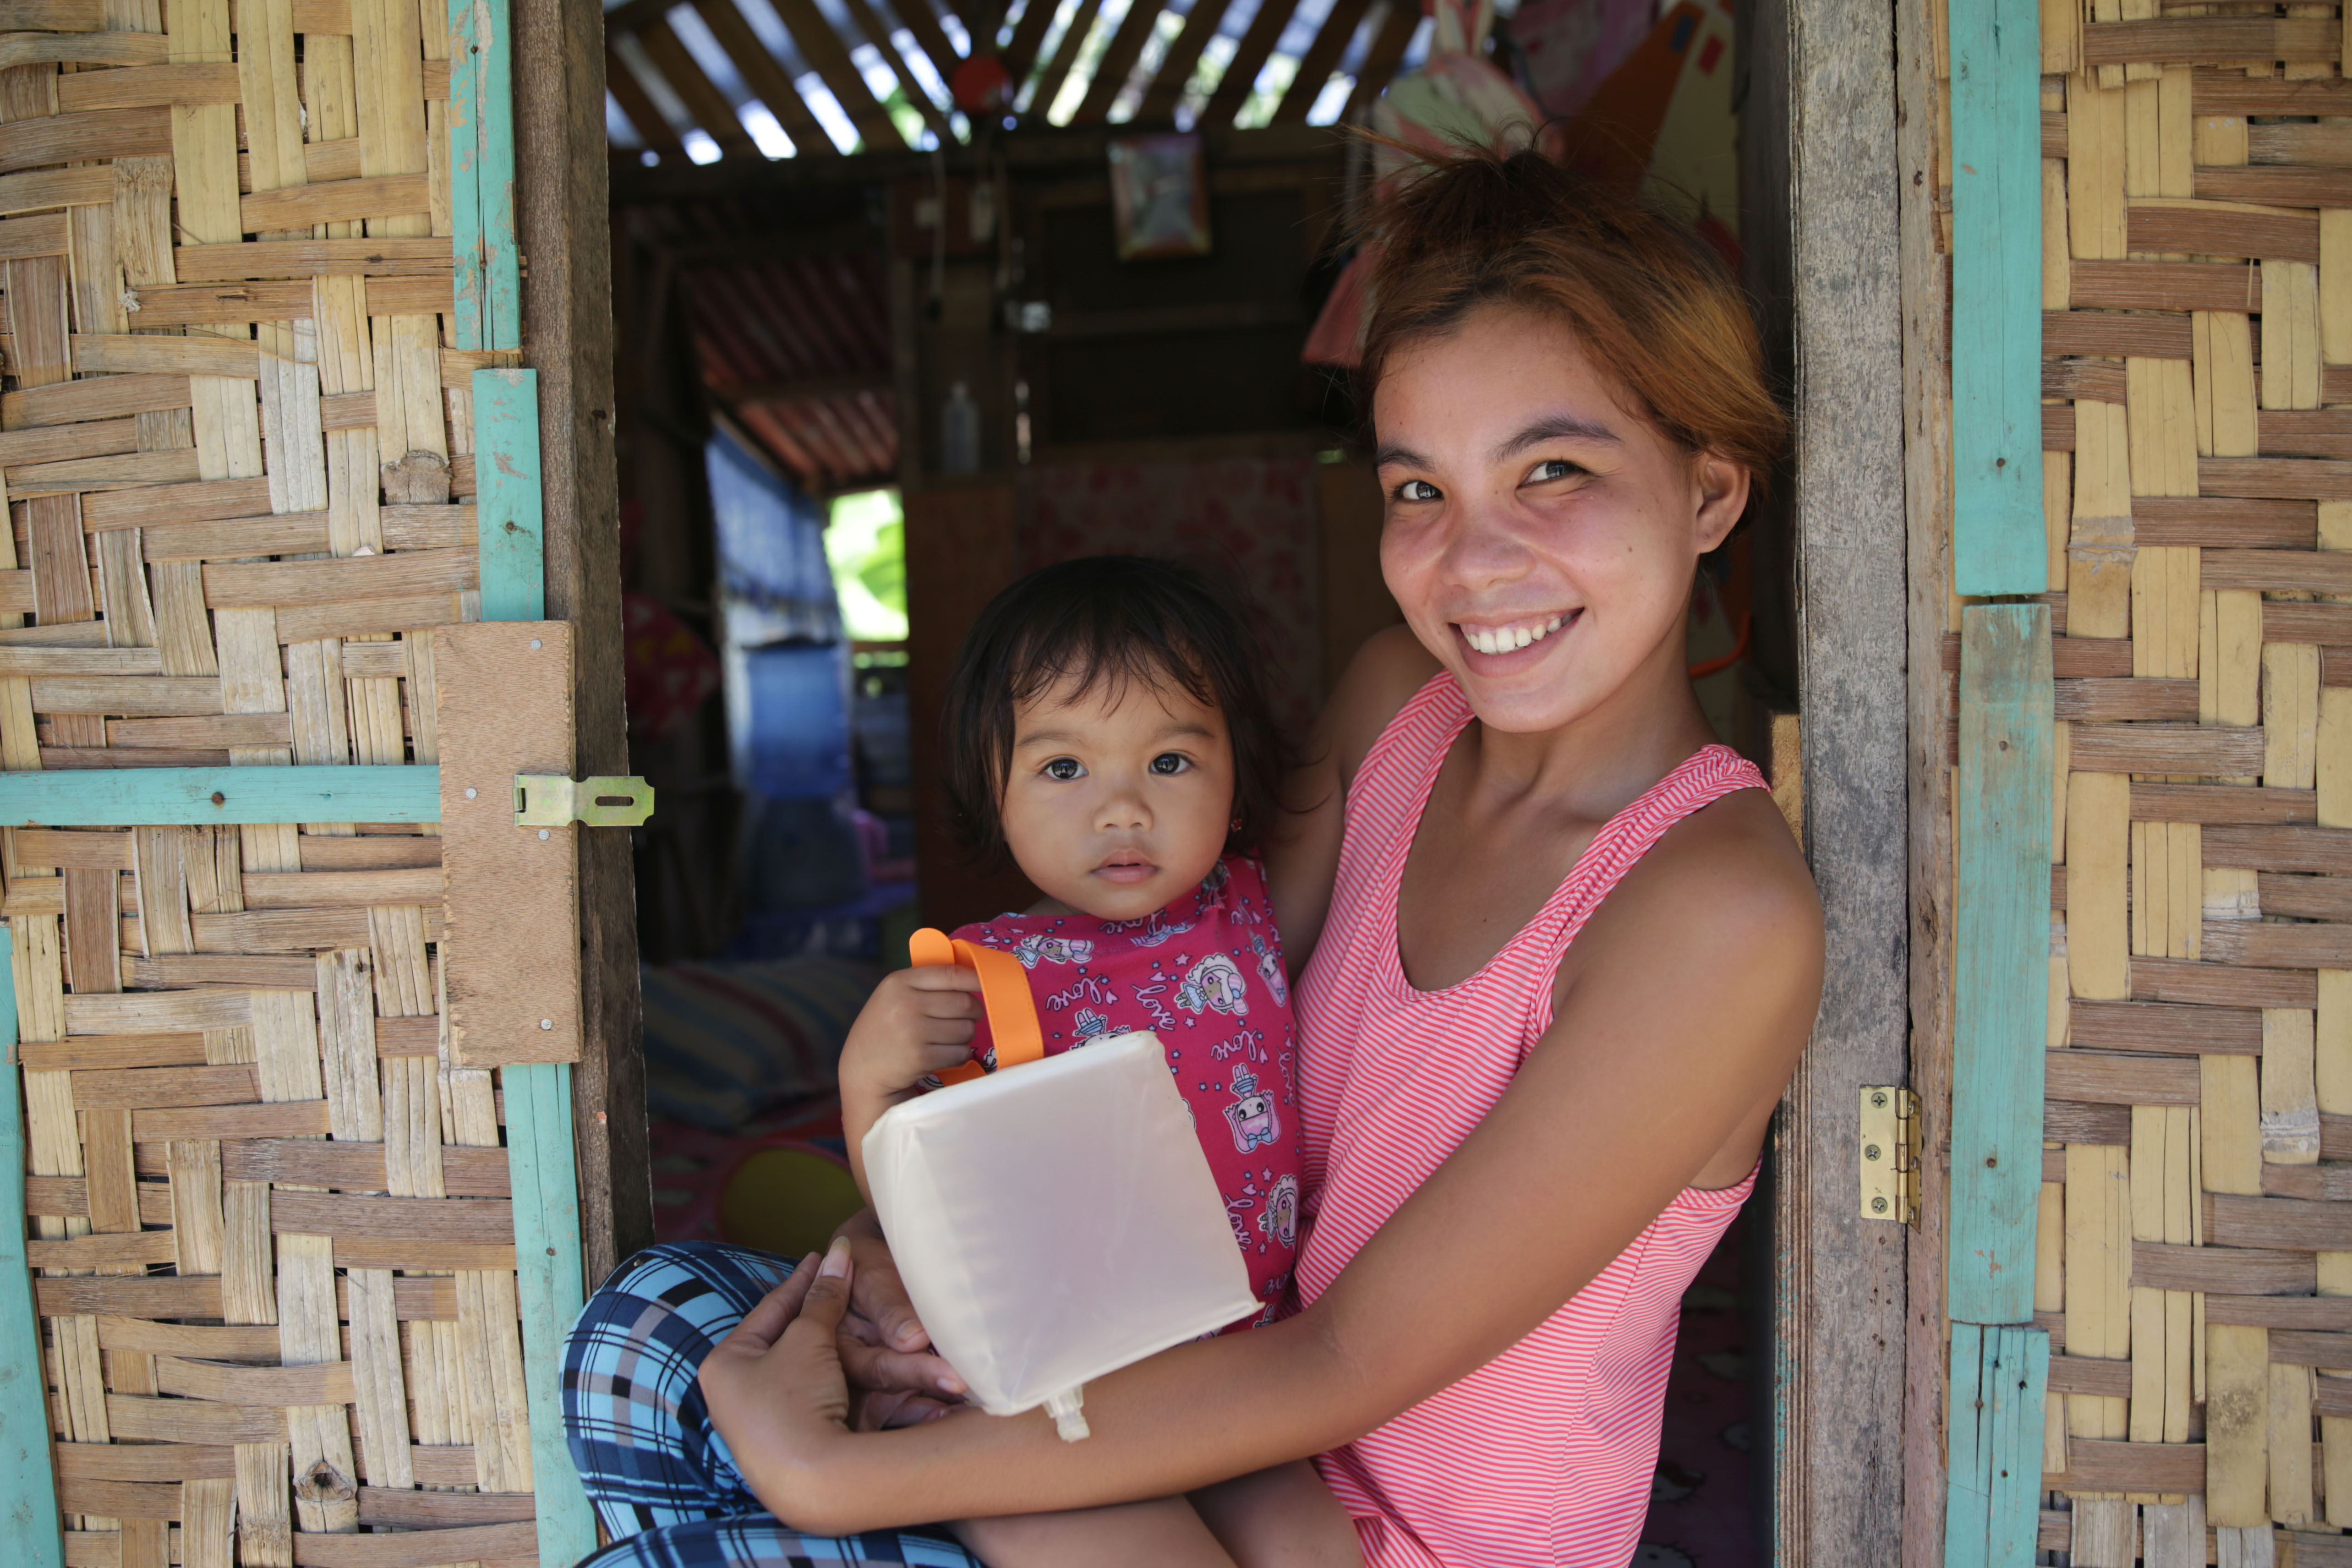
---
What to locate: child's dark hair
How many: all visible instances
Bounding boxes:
[941,556,1288,869]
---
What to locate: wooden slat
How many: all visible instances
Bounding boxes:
[2070,259,2259,313]
[602,46,687,164]
[682,0,837,158]
[2083,17,2339,64]
[2128,203,2319,263]
[1947,1323,2050,1563]
[2045,1049,2204,1104]
[1948,606,2053,1323]
[1073,0,1173,122]
[630,20,767,160]
[2071,1000,2265,1053]
[1194,0,1303,129]
[2045,309,2193,359]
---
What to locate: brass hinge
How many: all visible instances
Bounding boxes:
[1860,1086,1920,1226]
[513,774,656,828]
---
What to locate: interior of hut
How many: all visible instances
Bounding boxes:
[601,0,1788,1554]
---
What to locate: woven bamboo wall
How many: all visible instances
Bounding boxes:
[0,1,550,1564]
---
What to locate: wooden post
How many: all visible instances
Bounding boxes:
[513,0,652,1286]
[1745,0,1914,1552]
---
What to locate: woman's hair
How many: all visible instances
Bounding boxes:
[1359,146,1788,488]
[940,555,1289,868]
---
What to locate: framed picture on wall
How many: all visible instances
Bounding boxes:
[1107,132,1212,259]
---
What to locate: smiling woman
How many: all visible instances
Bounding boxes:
[563,148,1821,1568]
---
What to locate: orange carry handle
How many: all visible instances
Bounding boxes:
[909,927,1045,1085]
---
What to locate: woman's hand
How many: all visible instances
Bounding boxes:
[699,1240,864,1525]
[832,1208,967,1429]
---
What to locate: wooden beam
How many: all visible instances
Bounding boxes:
[1339,0,1417,121]
[840,0,957,142]
[1947,0,2044,592]
[519,0,654,1286]
[1270,0,1370,126]
[1072,0,1170,122]
[634,19,763,158]
[1001,0,1059,84]
[1023,0,1105,122]
[689,0,842,158]
[765,0,910,150]
[1133,0,1236,123]
[1196,0,1305,129]
[603,44,687,162]
[877,0,968,111]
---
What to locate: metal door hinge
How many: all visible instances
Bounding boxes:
[514,774,656,827]
[1860,1086,1920,1225]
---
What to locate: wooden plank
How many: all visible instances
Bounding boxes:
[1194,0,1302,129]
[2072,999,2264,1052]
[1949,605,2053,1321]
[2046,1048,2204,1103]
[2083,17,2339,63]
[2072,723,2267,773]
[502,1062,592,1568]
[0,767,438,825]
[170,240,451,282]
[436,623,574,1065]
[2046,308,2192,358]
[2071,258,2259,312]
[2134,783,2317,824]
[1950,0,2043,594]
[2042,1437,2210,1492]
[0,927,59,1568]
[238,173,429,232]
[1946,1323,2051,1564]
[286,1523,534,1568]
[472,370,543,619]
[200,549,475,608]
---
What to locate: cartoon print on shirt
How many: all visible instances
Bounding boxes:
[1176,952,1248,1016]
[1249,934,1288,1007]
[1131,964,1181,1032]
[1210,1024,1266,1064]
[1258,1173,1299,1250]
[1043,970,1118,1014]
[1012,933,1094,969]
[1069,1007,1118,1043]
[1224,1065,1280,1153]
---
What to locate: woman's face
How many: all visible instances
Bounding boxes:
[1372,304,1750,736]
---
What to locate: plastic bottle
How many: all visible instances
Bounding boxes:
[941,382,980,475]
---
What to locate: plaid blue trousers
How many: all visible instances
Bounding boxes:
[563,1241,984,1568]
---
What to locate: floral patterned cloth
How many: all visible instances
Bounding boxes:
[954,854,1301,1323]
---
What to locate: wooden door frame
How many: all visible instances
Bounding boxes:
[1741,0,1921,1557]
[520,0,654,1289]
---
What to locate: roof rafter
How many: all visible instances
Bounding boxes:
[1194,0,1305,129]
[841,0,958,141]
[766,0,912,148]
[1269,0,1369,125]
[1340,0,1415,120]
[1022,0,1105,121]
[606,42,690,159]
[689,0,843,156]
[1070,0,1168,122]
[636,17,765,156]
[1133,0,1236,123]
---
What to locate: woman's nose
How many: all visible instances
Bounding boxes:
[1438,504,1537,590]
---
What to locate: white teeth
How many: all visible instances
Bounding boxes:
[1463,613,1568,656]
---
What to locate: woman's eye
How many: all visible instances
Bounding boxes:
[1528,459,1584,484]
[1148,753,1190,776]
[1043,758,1084,781]
[1395,478,1441,503]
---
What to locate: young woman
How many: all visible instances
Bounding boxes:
[564,146,1823,1568]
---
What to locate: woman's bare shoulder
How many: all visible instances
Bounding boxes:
[1570,784,1822,991]
[1322,625,1441,787]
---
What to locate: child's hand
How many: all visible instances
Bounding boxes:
[842,965,986,1102]
[840,966,985,1197]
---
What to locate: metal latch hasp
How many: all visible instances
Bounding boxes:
[1860,1086,1920,1226]
[513,774,656,827]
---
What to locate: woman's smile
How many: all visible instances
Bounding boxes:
[1453,609,1578,659]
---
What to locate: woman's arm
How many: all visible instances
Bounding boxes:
[704,800,1822,1535]
[1265,626,1438,972]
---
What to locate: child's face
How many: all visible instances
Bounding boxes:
[1372,302,1749,737]
[999,670,1235,922]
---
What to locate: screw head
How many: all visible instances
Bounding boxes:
[1871,1196,1888,1214]
[529,638,542,650]
[464,787,477,799]
[540,1018,553,1029]
[1871,1090,1888,1109]
[538,828,550,840]
[1865,1143,1883,1162]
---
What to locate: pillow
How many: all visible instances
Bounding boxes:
[640,955,883,1130]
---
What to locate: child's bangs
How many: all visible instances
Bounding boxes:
[1003,611,1217,720]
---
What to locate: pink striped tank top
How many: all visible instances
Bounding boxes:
[1291,673,1765,1568]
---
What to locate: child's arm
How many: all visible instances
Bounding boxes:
[839,965,986,1200]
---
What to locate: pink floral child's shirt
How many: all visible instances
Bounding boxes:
[953,854,1300,1327]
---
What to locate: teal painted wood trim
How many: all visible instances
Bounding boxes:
[1944,1323,2051,1568]
[0,927,62,1568]
[447,0,519,350]
[474,368,545,623]
[1946,603,2054,1323]
[0,765,439,826]
[504,1062,597,1568]
[1947,0,2045,594]
[448,0,486,351]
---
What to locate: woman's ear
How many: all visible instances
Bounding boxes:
[1692,452,1750,553]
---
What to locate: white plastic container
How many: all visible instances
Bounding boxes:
[861,1029,1258,1439]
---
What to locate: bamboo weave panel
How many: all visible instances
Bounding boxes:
[0,0,548,1563]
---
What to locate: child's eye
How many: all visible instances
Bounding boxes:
[1043,758,1085,781]
[1394,478,1441,503]
[1148,753,1190,776]
[1527,459,1586,484]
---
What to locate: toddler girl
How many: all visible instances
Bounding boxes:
[838,554,1358,1567]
